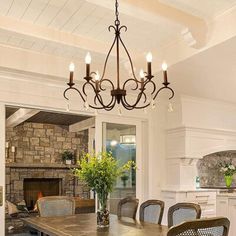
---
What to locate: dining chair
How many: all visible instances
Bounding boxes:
[168,202,201,228]
[37,196,75,217]
[167,217,230,236]
[139,199,164,224]
[117,197,139,219]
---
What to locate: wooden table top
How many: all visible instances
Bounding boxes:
[23,214,168,236]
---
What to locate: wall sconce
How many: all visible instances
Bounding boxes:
[11,146,16,162]
[5,142,9,159]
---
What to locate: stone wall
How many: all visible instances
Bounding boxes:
[197,151,236,187]
[5,122,89,203]
[6,166,90,203]
[6,122,88,164]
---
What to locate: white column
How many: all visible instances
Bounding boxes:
[0,103,5,235]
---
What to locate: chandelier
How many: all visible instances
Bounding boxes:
[63,0,174,111]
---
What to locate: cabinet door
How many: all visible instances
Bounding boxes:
[216,197,228,217]
[229,199,236,236]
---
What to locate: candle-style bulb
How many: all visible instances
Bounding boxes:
[85,52,91,64]
[162,62,168,71]
[146,52,152,62]
[139,69,145,78]
[69,62,75,72]
[95,71,100,81]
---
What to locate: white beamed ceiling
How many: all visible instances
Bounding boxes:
[0,0,235,60]
[0,0,182,56]
[161,0,236,19]
[0,0,236,103]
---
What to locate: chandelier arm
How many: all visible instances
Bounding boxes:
[143,79,156,95]
[89,95,116,110]
[100,28,117,80]
[121,99,134,110]
[99,78,115,92]
[153,86,175,100]
[63,87,85,102]
[121,93,151,110]
[82,81,116,109]
[122,90,145,108]
[95,92,117,109]
[122,78,139,91]
[118,34,139,81]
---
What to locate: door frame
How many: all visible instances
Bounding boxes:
[95,114,148,205]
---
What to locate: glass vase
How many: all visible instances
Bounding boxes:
[97,193,109,227]
[97,208,109,228]
[224,175,233,188]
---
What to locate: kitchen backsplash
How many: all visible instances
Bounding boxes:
[197,151,236,187]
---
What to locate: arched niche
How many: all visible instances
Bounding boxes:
[197,150,236,187]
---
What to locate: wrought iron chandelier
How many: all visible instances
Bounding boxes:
[63,0,174,111]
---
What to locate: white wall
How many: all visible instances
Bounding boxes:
[148,101,168,198]
[165,95,236,190]
[0,104,5,233]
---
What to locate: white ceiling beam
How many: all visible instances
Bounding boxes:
[69,117,95,132]
[6,108,40,128]
[0,15,117,57]
[86,0,208,49]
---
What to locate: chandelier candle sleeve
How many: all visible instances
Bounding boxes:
[140,69,145,89]
[95,71,100,91]
[69,62,75,84]
[146,52,152,77]
[85,52,91,77]
[162,62,168,84]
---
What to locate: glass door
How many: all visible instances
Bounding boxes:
[102,122,136,214]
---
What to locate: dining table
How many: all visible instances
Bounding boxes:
[23,213,169,236]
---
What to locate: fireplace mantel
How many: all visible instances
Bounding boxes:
[6,163,79,169]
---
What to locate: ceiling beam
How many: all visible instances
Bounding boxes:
[86,0,208,49]
[69,117,95,132]
[6,108,40,128]
[0,15,117,57]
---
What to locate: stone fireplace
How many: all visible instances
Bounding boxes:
[24,178,61,210]
[5,163,90,204]
[5,121,90,204]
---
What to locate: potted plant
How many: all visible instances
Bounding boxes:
[219,160,236,188]
[120,173,129,187]
[62,150,74,165]
[73,151,135,228]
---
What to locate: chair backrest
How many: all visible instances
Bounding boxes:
[117,197,139,219]
[139,199,164,224]
[37,196,75,217]
[167,217,230,236]
[168,202,201,228]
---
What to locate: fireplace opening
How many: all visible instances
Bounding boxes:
[24,178,62,210]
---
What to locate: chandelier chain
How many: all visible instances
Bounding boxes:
[115,0,120,26]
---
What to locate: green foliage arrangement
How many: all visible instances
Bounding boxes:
[62,150,74,161]
[73,151,136,211]
[219,159,236,176]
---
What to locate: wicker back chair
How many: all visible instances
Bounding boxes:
[117,197,139,219]
[168,202,201,228]
[37,196,75,217]
[167,217,230,236]
[139,199,164,224]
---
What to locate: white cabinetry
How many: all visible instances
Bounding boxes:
[162,190,216,225]
[216,194,236,236]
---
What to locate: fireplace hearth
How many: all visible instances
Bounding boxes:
[24,178,62,210]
